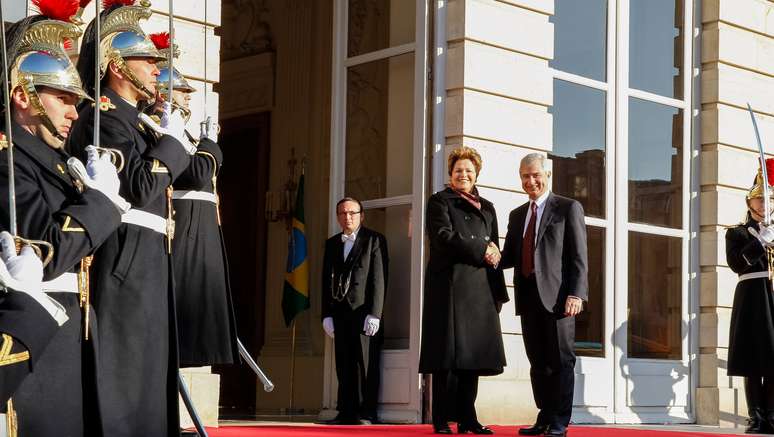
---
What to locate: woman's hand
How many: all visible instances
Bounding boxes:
[484,242,501,267]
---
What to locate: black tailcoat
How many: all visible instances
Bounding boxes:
[321,226,388,419]
[171,137,238,366]
[501,192,588,429]
[418,188,509,376]
[69,88,191,437]
[0,122,121,436]
[0,292,60,406]
[725,220,774,377]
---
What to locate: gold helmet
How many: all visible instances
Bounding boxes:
[747,158,774,201]
[77,0,164,99]
[149,32,195,94]
[4,0,93,141]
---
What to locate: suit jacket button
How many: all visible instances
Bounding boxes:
[471,235,476,239]
[484,236,490,241]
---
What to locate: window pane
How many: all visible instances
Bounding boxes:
[628,98,683,229]
[550,0,607,81]
[348,0,416,57]
[629,0,684,99]
[364,204,412,349]
[628,232,682,360]
[575,226,605,358]
[549,79,606,219]
[345,53,414,201]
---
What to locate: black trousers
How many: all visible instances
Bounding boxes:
[745,376,774,415]
[333,307,383,419]
[519,275,576,429]
[431,370,480,427]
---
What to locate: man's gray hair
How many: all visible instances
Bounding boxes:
[520,153,546,170]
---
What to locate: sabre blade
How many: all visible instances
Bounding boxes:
[0,1,17,236]
[748,103,770,225]
[167,0,174,101]
[237,338,275,392]
[93,0,101,149]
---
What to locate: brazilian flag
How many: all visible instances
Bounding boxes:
[282,174,310,326]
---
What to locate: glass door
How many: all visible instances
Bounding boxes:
[327,0,429,423]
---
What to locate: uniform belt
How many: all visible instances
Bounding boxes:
[42,272,79,294]
[172,190,217,204]
[121,209,167,234]
[738,271,770,281]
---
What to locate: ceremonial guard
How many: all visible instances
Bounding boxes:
[725,160,774,434]
[321,197,388,424]
[0,231,68,406]
[150,32,238,367]
[69,0,193,435]
[0,1,127,434]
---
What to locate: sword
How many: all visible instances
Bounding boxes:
[748,103,770,225]
[168,0,174,102]
[238,338,275,392]
[178,373,209,437]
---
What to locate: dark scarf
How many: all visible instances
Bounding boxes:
[453,186,481,210]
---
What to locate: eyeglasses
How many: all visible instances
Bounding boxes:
[337,211,361,217]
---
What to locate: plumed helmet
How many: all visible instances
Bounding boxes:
[77,0,164,99]
[747,158,774,201]
[3,0,93,140]
[149,32,195,93]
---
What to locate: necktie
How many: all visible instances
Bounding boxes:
[342,233,356,260]
[341,233,356,243]
[521,202,537,277]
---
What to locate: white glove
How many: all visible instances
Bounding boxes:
[363,314,380,337]
[138,103,196,155]
[67,147,130,213]
[199,117,218,142]
[0,232,68,326]
[749,224,774,247]
[322,317,335,338]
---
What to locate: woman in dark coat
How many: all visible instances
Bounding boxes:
[419,146,509,435]
[725,168,774,434]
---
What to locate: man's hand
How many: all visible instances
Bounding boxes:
[0,232,68,325]
[564,296,583,317]
[363,315,380,336]
[749,224,774,247]
[322,317,335,338]
[138,102,196,154]
[67,148,130,213]
[484,242,501,267]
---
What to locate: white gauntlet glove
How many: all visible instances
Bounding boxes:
[67,146,130,213]
[363,315,380,337]
[0,232,68,326]
[138,102,196,155]
[749,224,774,247]
[322,317,335,339]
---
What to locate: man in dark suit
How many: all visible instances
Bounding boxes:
[501,153,588,437]
[321,197,388,425]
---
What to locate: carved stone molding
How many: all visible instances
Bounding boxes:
[221,0,274,61]
[217,52,275,119]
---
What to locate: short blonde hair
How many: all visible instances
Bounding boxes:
[447,146,482,176]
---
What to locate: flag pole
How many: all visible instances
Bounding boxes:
[289,319,297,419]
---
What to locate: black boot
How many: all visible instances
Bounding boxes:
[746,408,767,434]
[764,410,774,434]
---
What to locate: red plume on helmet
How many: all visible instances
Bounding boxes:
[32,0,79,22]
[79,0,92,6]
[102,0,135,8]
[149,32,171,50]
[765,158,774,186]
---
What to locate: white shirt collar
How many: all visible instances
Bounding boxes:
[341,227,360,241]
[531,190,550,209]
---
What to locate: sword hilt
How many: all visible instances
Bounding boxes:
[93,146,125,173]
[14,237,54,268]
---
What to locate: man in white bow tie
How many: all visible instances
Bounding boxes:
[321,197,389,425]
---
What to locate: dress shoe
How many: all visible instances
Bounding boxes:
[764,410,774,434]
[180,431,199,437]
[518,423,549,435]
[326,414,361,425]
[434,423,453,434]
[544,425,567,437]
[457,422,493,434]
[746,408,766,434]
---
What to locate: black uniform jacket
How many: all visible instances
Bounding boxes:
[501,192,589,314]
[0,121,122,435]
[321,226,388,321]
[69,87,191,437]
[725,220,774,377]
[418,188,508,375]
[171,136,238,366]
[0,291,60,406]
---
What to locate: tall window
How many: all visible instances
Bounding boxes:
[550,0,689,360]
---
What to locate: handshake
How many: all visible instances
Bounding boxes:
[484,242,501,267]
[749,224,774,248]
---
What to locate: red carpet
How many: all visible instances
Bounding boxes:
[201,424,742,437]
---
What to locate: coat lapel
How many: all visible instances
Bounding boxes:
[343,228,367,268]
[535,193,556,246]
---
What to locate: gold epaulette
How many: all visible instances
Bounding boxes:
[92,96,116,112]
